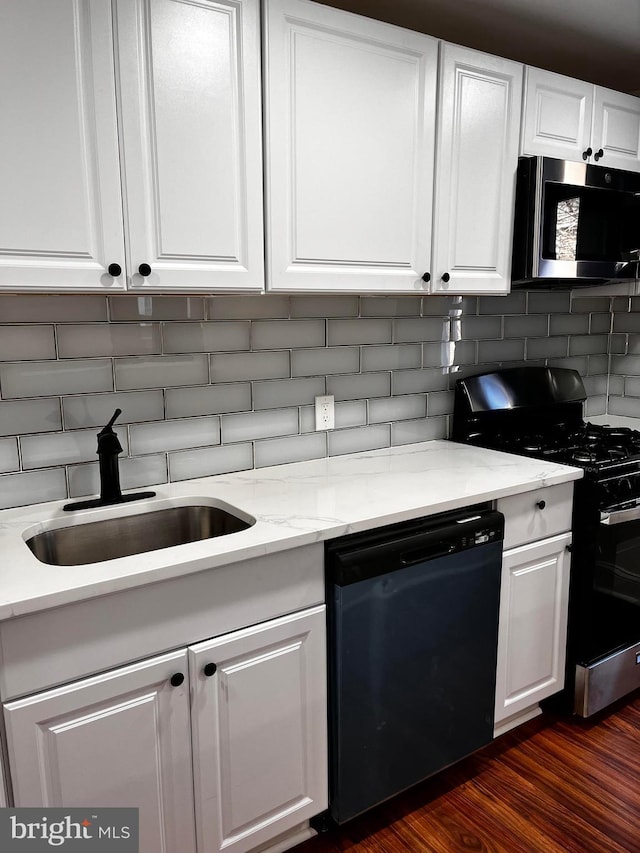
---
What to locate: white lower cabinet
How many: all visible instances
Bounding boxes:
[3,648,196,853]
[190,607,328,853]
[495,483,574,734]
[494,533,571,730]
[3,605,327,853]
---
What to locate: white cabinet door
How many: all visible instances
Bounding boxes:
[115,0,264,291]
[3,649,196,853]
[521,68,640,173]
[264,0,438,293]
[431,44,522,295]
[592,86,640,173]
[0,0,126,291]
[495,533,571,725]
[521,67,593,162]
[189,605,327,853]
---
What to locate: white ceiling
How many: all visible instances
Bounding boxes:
[314,0,640,93]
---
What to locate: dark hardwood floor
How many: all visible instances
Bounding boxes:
[299,692,640,853]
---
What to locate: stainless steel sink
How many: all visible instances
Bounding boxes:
[25,503,255,566]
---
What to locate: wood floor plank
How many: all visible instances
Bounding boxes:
[299,692,640,853]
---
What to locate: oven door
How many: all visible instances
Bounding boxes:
[574,506,640,716]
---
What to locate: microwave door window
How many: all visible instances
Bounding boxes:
[555,196,579,260]
[542,183,640,265]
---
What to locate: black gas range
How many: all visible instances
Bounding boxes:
[452,366,640,717]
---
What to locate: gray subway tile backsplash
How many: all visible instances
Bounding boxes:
[57,324,162,358]
[68,453,168,499]
[0,437,19,473]
[129,417,221,456]
[0,398,62,436]
[63,390,164,429]
[528,292,571,314]
[391,415,448,446]
[211,350,290,382]
[291,346,359,377]
[254,432,326,468]
[252,319,325,350]
[208,294,290,320]
[290,295,359,318]
[503,314,549,338]
[165,384,251,419]
[361,296,422,317]
[1,359,113,399]
[0,468,67,510]
[392,368,449,395]
[0,326,56,361]
[253,377,325,410]
[327,372,391,401]
[221,408,299,444]
[527,336,569,360]
[394,317,449,343]
[0,290,631,509]
[114,354,209,390]
[168,443,253,482]
[21,426,128,470]
[328,424,391,456]
[0,294,107,323]
[163,321,251,354]
[109,295,205,322]
[368,394,427,424]
[568,334,609,356]
[327,318,392,346]
[361,344,421,372]
[549,314,589,336]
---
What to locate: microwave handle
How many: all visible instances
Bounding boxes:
[600,506,640,525]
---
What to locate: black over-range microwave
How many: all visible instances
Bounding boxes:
[511,156,640,287]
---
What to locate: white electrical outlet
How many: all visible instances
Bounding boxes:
[315,395,335,431]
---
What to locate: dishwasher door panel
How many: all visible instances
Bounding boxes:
[328,539,502,824]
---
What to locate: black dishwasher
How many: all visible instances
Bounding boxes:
[324,504,504,825]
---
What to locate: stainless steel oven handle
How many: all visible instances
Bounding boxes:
[600,506,640,525]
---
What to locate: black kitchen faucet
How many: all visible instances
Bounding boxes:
[63,409,155,511]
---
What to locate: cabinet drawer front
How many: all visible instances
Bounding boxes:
[498,482,573,550]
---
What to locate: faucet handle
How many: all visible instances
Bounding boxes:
[97,408,123,454]
[104,408,122,430]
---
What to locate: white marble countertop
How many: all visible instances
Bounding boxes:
[0,440,583,621]
[588,414,640,429]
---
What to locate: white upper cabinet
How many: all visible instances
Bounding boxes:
[0,0,126,291]
[522,67,640,172]
[115,0,264,291]
[431,45,523,295]
[0,0,264,292]
[591,86,640,172]
[263,0,438,293]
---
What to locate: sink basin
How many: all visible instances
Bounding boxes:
[25,503,255,566]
